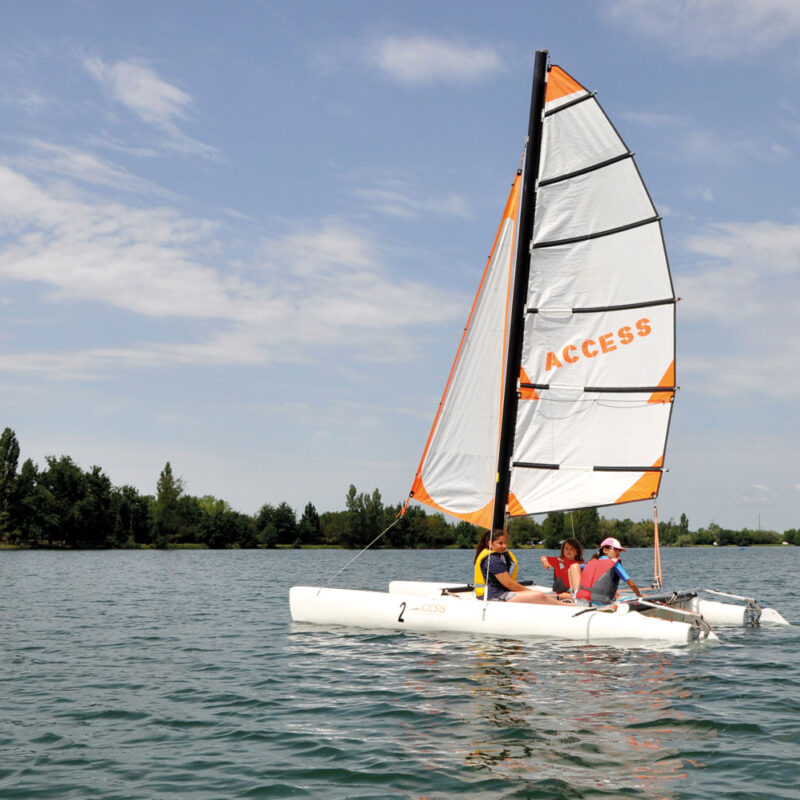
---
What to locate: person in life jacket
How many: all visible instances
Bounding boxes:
[474,529,574,605]
[575,537,642,607]
[540,537,584,598]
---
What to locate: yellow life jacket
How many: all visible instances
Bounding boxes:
[474,548,518,598]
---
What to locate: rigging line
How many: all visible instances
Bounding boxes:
[538,152,633,188]
[317,516,402,594]
[524,396,662,411]
[532,215,660,249]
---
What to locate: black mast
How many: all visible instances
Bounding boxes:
[490,49,548,533]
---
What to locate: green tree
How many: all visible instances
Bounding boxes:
[343,486,385,548]
[112,485,152,546]
[542,511,565,549]
[453,520,481,549]
[255,503,278,547]
[198,495,242,548]
[0,428,21,539]
[297,502,321,545]
[72,465,114,547]
[274,501,297,545]
[151,462,184,548]
[41,456,89,547]
[507,516,541,548]
[13,459,57,546]
[573,507,599,546]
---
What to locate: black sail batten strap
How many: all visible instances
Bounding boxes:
[538,152,634,188]
[532,215,661,249]
[583,385,676,394]
[594,465,663,472]
[520,383,676,394]
[513,462,663,472]
[527,297,676,315]
[544,92,595,117]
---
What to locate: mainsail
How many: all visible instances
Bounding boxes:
[409,54,676,529]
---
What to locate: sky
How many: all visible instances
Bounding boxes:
[2,0,800,533]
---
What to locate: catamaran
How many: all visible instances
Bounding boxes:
[291,51,785,643]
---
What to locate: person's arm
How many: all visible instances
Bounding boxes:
[567,562,582,593]
[540,555,551,569]
[495,571,532,593]
[626,578,642,597]
[613,562,641,597]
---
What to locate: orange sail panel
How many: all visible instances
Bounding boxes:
[408,176,520,528]
[545,65,585,104]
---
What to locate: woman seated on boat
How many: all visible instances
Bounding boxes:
[539,537,584,599]
[475,530,574,605]
[575,537,642,607]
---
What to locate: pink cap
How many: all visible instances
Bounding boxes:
[600,537,626,551]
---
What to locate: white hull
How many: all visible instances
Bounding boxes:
[388,581,789,628]
[290,586,714,644]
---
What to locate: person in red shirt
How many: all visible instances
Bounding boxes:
[540,537,584,599]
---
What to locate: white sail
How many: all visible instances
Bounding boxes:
[509,65,675,516]
[408,176,519,529]
[410,63,675,525]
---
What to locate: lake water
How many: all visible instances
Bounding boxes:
[1,547,798,799]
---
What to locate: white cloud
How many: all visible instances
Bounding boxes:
[677,219,800,396]
[13,140,178,198]
[0,165,464,377]
[679,221,800,328]
[621,111,689,128]
[623,110,788,168]
[354,186,470,219]
[83,57,218,159]
[686,220,800,280]
[734,482,778,510]
[604,0,800,59]
[368,36,504,85]
[684,186,714,203]
[84,57,191,127]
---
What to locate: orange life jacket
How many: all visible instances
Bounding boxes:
[576,558,620,605]
[544,556,583,594]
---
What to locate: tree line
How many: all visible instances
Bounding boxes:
[0,427,795,550]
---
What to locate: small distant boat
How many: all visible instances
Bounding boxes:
[290,50,768,644]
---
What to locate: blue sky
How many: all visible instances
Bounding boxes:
[2,0,800,532]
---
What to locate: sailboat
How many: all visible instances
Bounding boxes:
[291,51,717,644]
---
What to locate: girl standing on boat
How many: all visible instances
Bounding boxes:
[575,537,642,607]
[540,538,584,599]
[475,530,574,605]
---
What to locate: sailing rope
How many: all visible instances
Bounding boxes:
[317,516,402,594]
[480,529,493,618]
[653,502,663,589]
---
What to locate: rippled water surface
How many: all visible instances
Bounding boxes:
[2,547,799,799]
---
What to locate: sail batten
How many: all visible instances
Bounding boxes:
[544,92,595,117]
[532,215,661,248]
[538,152,634,187]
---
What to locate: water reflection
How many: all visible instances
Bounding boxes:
[461,641,702,798]
[286,626,716,798]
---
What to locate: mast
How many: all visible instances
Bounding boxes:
[491,49,548,533]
